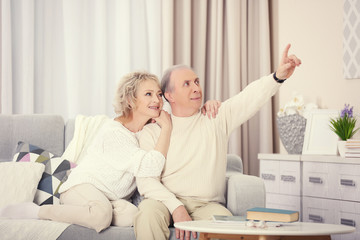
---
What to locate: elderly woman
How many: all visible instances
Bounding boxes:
[1,72,172,232]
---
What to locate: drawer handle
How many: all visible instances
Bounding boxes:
[309,214,323,223]
[261,173,275,181]
[340,179,356,187]
[341,218,356,227]
[281,175,296,182]
[309,177,323,184]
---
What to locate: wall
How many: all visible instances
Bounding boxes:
[271,0,360,154]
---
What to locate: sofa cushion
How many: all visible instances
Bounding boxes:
[0,114,65,162]
[0,162,45,208]
[13,142,77,205]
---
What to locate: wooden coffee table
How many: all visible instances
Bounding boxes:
[174,220,355,240]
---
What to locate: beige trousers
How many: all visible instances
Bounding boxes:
[38,183,138,232]
[134,197,232,240]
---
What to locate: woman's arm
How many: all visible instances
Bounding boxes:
[152,110,172,158]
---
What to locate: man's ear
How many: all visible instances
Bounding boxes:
[165,92,174,103]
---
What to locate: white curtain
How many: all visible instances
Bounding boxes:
[1,0,273,175]
[1,0,163,120]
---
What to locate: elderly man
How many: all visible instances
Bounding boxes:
[134,44,301,240]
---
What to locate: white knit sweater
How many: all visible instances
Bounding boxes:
[136,74,281,213]
[60,119,165,201]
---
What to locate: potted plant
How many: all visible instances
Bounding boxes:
[329,104,359,157]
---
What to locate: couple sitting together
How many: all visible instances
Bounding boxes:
[0,44,301,240]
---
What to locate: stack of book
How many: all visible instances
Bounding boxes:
[345,139,360,158]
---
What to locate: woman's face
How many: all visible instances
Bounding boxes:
[133,79,163,119]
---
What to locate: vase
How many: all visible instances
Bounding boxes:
[337,140,346,158]
[277,114,307,154]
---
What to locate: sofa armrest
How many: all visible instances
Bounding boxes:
[226,174,265,216]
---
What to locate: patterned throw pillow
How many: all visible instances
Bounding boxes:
[131,189,144,207]
[13,142,77,205]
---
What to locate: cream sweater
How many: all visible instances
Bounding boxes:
[137,74,281,213]
[60,119,165,201]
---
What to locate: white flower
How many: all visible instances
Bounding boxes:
[277,108,285,117]
[278,93,317,117]
[285,107,298,115]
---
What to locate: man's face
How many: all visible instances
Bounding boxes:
[165,68,203,117]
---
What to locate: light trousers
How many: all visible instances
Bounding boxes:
[38,183,138,232]
[134,197,232,240]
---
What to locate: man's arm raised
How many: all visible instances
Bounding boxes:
[217,44,301,135]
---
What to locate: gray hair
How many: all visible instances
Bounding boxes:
[113,71,159,117]
[161,64,193,101]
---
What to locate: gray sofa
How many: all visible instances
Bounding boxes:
[0,114,266,240]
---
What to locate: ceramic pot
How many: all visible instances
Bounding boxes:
[338,140,346,158]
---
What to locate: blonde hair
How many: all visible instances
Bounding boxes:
[113,71,160,117]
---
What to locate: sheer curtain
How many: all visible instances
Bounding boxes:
[1,0,273,175]
[1,0,163,120]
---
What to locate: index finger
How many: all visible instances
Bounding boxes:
[282,43,291,60]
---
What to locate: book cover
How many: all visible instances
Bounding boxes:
[345,140,360,149]
[246,207,299,222]
[345,153,360,158]
[345,149,360,153]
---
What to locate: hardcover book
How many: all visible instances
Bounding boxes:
[246,207,299,222]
